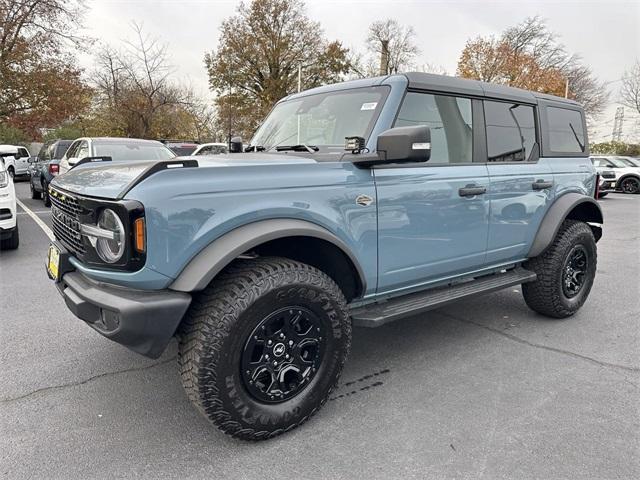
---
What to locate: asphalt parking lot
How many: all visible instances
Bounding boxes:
[1,180,638,480]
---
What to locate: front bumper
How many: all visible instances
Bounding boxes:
[0,188,17,231]
[55,270,192,358]
[599,179,616,193]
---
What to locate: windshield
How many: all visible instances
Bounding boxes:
[619,157,640,167]
[251,86,389,151]
[94,142,176,161]
[608,158,628,168]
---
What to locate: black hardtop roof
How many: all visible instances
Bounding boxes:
[403,72,581,107]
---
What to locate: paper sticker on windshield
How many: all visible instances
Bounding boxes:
[361,102,378,111]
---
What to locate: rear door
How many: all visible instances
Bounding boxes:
[483,99,554,264]
[374,91,490,294]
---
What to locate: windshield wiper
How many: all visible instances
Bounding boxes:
[275,144,319,153]
[245,145,265,152]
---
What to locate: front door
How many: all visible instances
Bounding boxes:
[375,91,490,294]
[482,100,554,264]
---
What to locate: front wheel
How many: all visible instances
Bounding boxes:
[522,220,596,318]
[0,221,19,250]
[178,257,351,441]
[620,177,640,194]
[30,181,41,199]
[42,182,51,207]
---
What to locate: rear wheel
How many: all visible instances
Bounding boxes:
[522,220,596,318]
[178,257,351,441]
[620,177,640,194]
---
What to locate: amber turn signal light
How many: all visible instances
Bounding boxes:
[133,217,145,253]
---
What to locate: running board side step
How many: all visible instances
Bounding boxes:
[350,267,536,328]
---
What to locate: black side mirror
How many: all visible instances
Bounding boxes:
[376,125,431,164]
[229,136,243,153]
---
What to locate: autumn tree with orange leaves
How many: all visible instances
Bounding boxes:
[457,17,608,120]
[0,0,93,138]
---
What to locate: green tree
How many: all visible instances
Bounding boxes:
[590,141,640,156]
[204,0,351,141]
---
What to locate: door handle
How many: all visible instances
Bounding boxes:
[458,185,487,197]
[532,180,553,190]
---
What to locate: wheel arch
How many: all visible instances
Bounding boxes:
[169,219,366,301]
[617,173,640,189]
[528,193,603,258]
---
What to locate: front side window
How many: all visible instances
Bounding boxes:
[547,107,585,153]
[64,141,81,160]
[75,141,90,160]
[394,92,473,164]
[485,101,536,162]
[251,86,389,151]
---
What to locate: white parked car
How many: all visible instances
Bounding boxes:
[0,160,19,249]
[191,142,229,156]
[591,156,640,194]
[58,137,176,175]
[0,144,31,179]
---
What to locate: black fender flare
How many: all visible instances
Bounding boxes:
[169,218,367,293]
[528,193,603,258]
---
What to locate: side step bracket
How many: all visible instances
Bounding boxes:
[350,267,536,328]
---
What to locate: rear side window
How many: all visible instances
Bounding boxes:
[484,101,536,162]
[394,92,473,164]
[546,107,585,153]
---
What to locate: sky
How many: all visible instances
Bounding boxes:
[80,0,640,142]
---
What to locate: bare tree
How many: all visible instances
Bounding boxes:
[457,16,608,120]
[366,19,419,75]
[91,23,187,138]
[620,61,640,115]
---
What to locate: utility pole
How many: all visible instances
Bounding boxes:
[612,107,624,142]
[379,39,389,76]
[564,78,569,99]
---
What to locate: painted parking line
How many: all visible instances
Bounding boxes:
[17,210,51,215]
[16,198,55,241]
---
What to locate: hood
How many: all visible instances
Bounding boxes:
[50,153,317,199]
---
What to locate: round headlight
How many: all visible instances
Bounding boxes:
[96,209,125,263]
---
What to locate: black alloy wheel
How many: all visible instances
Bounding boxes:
[241,306,325,403]
[620,177,640,194]
[562,245,588,298]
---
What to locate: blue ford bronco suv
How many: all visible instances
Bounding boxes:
[47,73,602,440]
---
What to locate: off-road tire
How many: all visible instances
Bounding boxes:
[0,221,19,250]
[30,181,41,199]
[522,220,596,318]
[178,256,352,441]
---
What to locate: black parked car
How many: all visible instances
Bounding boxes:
[29,139,73,206]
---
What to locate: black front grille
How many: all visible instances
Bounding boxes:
[50,188,86,255]
[601,170,616,179]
